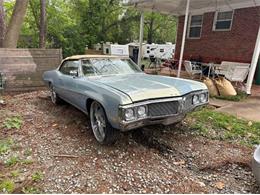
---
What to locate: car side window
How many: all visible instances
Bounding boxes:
[59,60,80,76]
[82,60,96,76]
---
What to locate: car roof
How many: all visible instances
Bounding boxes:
[64,55,129,61]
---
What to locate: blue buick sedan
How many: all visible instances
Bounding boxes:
[43,55,208,145]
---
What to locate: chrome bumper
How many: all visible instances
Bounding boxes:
[118,90,209,131]
[119,113,186,131]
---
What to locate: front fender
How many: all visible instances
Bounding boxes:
[42,70,56,86]
[78,79,132,129]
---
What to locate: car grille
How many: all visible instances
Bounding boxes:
[148,101,179,117]
[183,94,193,110]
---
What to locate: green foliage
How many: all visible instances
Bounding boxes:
[22,186,40,194]
[5,156,20,167]
[0,139,13,155]
[10,170,20,178]
[187,107,260,146]
[3,0,177,58]
[143,12,177,44]
[0,179,15,193]
[31,171,44,182]
[24,148,32,156]
[21,159,34,165]
[3,116,23,130]
[3,1,14,23]
[213,91,248,102]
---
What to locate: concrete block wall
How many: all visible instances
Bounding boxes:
[0,48,62,92]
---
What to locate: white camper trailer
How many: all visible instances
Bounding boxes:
[110,44,129,56]
[144,43,175,60]
[102,43,129,56]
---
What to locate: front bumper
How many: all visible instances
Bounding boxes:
[118,90,208,131]
[119,113,186,131]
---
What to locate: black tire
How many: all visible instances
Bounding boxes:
[90,101,118,145]
[49,83,63,105]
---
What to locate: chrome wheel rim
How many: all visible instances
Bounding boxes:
[90,102,106,143]
[50,86,57,104]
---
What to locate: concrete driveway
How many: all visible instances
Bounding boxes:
[210,97,260,122]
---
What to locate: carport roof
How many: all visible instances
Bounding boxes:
[64,55,129,61]
[126,0,260,15]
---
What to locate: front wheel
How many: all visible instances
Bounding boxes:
[90,101,118,145]
[49,84,62,105]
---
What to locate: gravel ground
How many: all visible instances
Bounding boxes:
[0,91,259,193]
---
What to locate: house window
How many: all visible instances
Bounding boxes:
[160,49,164,53]
[213,11,234,31]
[188,15,203,39]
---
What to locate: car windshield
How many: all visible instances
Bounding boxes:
[81,58,141,76]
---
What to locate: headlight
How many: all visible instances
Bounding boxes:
[192,93,208,105]
[124,108,135,121]
[199,93,207,103]
[137,106,147,118]
[192,95,200,104]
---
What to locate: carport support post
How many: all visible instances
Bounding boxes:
[246,26,260,94]
[177,0,190,78]
[138,11,144,67]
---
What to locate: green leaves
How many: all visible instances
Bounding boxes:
[3,116,23,130]
[31,171,44,182]
[5,156,20,167]
[0,139,14,155]
[4,0,177,57]
[0,180,15,193]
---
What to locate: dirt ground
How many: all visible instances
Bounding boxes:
[0,91,259,194]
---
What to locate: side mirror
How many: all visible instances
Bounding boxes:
[69,70,78,77]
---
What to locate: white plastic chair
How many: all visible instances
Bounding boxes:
[184,60,203,79]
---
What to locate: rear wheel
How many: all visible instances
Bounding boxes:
[49,84,62,105]
[90,101,118,145]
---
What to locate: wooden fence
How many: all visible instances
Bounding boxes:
[0,48,62,92]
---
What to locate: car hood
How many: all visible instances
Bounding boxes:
[91,73,207,103]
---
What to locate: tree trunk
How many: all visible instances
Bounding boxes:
[3,0,29,48]
[0,0,5,47]
[147,14,154,44]
[39,0,46,48]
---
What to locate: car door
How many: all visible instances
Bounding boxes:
[58,60,81,104]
